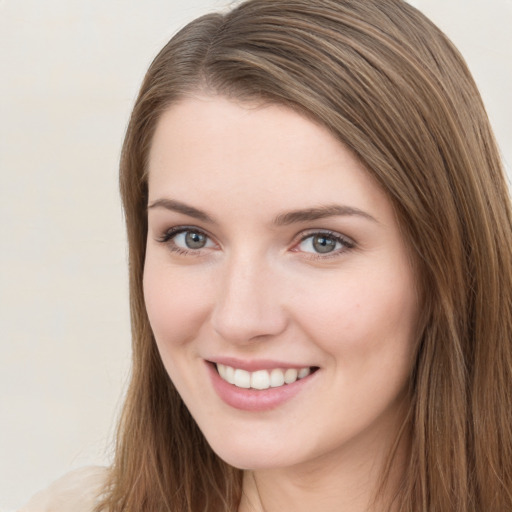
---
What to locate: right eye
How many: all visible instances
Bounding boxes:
[157,227,216,254]
[174,230,209,249]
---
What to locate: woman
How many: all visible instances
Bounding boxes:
[21,0,512,511]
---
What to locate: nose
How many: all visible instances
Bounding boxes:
[210,253,288,344]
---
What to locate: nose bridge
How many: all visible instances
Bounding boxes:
[211,249,287,343]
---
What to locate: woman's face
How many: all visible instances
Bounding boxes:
[144,95,419,471]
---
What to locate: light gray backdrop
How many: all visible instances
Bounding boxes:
[1,1,510,510]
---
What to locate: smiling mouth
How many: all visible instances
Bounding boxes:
[215,363,318,390]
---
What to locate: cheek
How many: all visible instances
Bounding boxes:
[292,265,418,361]
[142,259,211,353]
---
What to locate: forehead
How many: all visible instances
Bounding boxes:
[147,95,391,221]
[149,95,329,166]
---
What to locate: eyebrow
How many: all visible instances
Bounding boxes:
[273,204,377,225]
[147,198,377,225]
[147,198,215,223]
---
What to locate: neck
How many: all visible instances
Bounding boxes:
[238,422,409,512]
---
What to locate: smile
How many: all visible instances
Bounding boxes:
[216,363,314,390]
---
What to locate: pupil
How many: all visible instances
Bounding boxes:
[313,235,335,253]
[185,231,206,249]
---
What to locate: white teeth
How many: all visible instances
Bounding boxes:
[298,367,311,379]
[234,369,251,388]
[225,365,235,384]
[284,368,298,384]
[216,364,313,390]
[270,368,285,387]
[217,363,227,380]
[251,370,270,390]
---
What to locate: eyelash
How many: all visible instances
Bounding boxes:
[295,230,355,259]
[156,227,355,259]
[156,226,214,257]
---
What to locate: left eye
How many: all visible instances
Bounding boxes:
[169,229,215,250]
[297,233,348,254]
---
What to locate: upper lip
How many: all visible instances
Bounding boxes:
[207,357,316,372]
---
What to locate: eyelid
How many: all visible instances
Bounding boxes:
[156,225,217,254]
[292,229,356,257]
[155,225,355,259]
[156,225,210,241]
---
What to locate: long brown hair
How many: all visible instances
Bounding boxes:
[98,1,512,510]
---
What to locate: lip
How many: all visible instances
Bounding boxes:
[206,360,318,412]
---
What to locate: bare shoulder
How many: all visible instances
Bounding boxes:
[17,466,109,512]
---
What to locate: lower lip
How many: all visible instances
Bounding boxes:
[207,362,317,412]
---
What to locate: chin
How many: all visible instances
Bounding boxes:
[213,448,297,471]
[202,428,311,471]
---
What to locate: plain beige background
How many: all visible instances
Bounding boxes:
[0,1,510,510]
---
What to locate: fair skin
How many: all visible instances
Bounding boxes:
[143,95,419,511]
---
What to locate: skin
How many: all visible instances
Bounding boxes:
[143,95,419,511]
